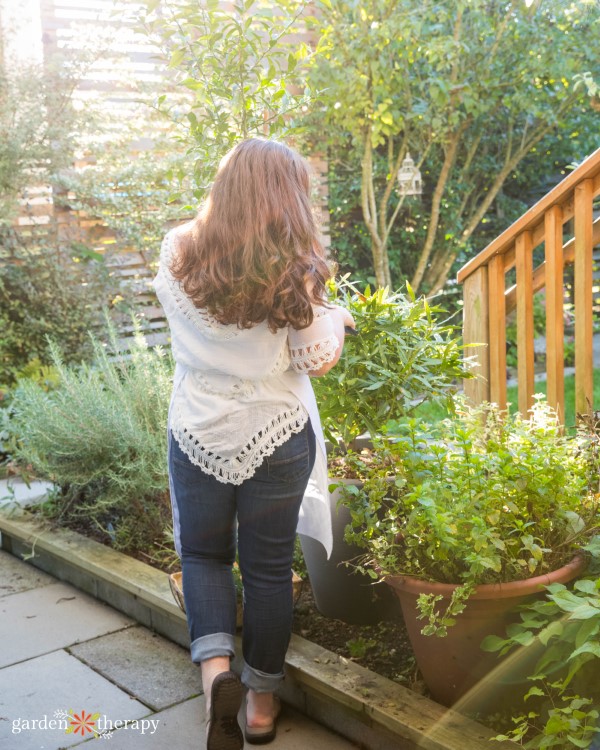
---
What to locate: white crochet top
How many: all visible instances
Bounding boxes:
[153,228,338,556]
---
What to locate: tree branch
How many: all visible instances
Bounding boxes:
[410,120,469,290]
[424,96,580,293]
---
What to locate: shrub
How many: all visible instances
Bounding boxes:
[312,279,470,445]
[0,239,113,386]
[342,398,599,633]
[10,325,173,556]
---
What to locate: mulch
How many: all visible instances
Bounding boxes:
[291,579,427,694]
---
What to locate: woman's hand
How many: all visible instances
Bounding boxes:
[329,305,356,333]
[307,305,355,377]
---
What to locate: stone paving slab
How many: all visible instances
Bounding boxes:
[69,695,358,750]
[69,627,202,711]
[0,477,54,509]
[0,549,55,598]
[0,582,133,668]
[71,696,204,749]
[0,649,150,750]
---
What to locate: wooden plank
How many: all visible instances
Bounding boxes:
[515,231,534,415]
[462,267,490,405]
[477,194,580,280]
[487,254,507,410]
[505,215,600,314]
[574,179,594,418]
[544,206,565,422]
[457,147,600,283]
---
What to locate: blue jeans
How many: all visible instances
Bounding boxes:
[168,421,316,693]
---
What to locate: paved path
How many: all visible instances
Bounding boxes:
[0,549,358,750]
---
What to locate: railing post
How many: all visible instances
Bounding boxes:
[488,254,507,410]
[574,179,594,418]
[544,206,565,422]
[463,266,490,405]
[515,231,535,415]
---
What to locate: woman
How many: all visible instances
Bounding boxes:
[153,138,354,750]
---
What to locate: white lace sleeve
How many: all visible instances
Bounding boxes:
[288,306,339,374]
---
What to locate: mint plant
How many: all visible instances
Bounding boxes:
[342,398,600,635]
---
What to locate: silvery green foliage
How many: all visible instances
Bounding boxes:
[11,322,173,547]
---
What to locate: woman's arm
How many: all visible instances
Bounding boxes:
[288,304,356,377]
[307,306,355,376]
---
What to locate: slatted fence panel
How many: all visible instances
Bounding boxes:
[5,1,327,352]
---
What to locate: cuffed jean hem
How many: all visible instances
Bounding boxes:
[190,632,236,664]
[241,661,285,693]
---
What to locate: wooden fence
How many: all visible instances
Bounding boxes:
[6,0,327,349]
[458,147,600,421]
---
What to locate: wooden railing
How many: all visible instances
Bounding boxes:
[457,147,600,421]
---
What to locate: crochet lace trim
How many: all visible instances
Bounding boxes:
[289,334,339,373]
[160,232,240,340]
[270,339,291,375]
[171,403,309,485]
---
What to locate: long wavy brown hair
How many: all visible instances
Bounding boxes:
[170,138,333,331]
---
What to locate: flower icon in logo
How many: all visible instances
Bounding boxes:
[66,709,100,737]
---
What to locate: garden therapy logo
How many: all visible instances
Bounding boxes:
[11,709,160,739]
[60,709,100,738]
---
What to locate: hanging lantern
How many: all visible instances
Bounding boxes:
[397,152,422,196]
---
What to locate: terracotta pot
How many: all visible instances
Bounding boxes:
[299,479,397,625]
[385,555,587,707]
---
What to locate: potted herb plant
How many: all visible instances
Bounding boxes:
[341,398,598,704]
[299,279,470,624]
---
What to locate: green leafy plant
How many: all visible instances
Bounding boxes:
[482,537,600,748]
[312,278,470,447]
[0,241,112,386]
[55,148,193,263]
[10,323,173,556]
[342,398,600,635]
[0,57,78,225]
[346,636,377,659]
[309,0,598,291]
[141,0,314,199]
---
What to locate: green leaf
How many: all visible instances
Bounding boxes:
[567,736,595,748]
[169,48,186,68]
[569,642,600,660]
[480,634,507,653]
[524,686,545,699]
[538,620,563,646]
[568,603,600,620]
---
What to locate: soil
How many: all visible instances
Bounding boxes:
[291,579,427,694]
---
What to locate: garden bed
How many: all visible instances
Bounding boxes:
[30,499,422,690]
[292,581,423,693]
[0,509,514,750]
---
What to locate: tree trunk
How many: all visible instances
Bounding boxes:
[372,236,391,288]
[410,124,467,292]
[361,131,392,288]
